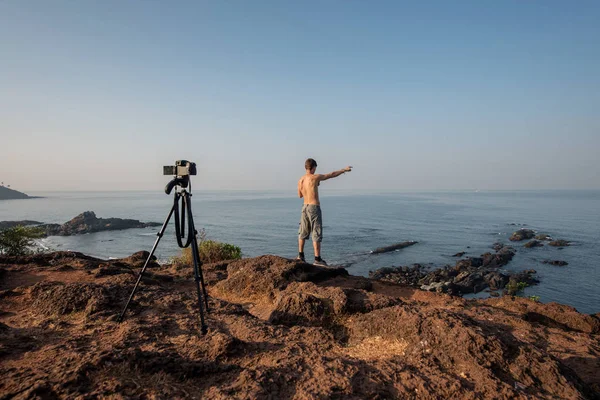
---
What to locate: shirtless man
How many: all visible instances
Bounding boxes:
[297,158,352,265]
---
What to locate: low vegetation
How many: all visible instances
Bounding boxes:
[505,280,541,302]
[171,229,242,266]
[0,225,45,256]
[506,280,527,296]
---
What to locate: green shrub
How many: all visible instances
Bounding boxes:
[0,225,45,256]
[506,280,528,296]
[198,240,242,263]
[172,234,242,267]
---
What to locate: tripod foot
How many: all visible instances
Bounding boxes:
[201,325,208,335]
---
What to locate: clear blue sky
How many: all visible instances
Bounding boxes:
[1,1,598,191]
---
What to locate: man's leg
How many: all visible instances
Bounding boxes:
[311,206,326,265]
[313,241,320,257]
[297,206,309,262]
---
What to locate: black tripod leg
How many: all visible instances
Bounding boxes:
[197,244,210,312]
[190,236,208,334]
[192,230,210,312]
[185,195,210,312]
[117,205,175,322]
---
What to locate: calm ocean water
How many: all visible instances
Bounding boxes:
[1,190,599,314]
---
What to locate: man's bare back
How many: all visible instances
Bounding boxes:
[298,174,322,205]
[298,166,353,205]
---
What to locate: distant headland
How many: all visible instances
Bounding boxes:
[0,185,42,200]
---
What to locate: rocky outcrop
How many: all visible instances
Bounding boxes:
[509,229,536,241]
[549,239,571,247]
[41,211,161,236]
[370,241,418,254]
[535,233,552,240]
[369,244,536,295]
[0,252,598,399]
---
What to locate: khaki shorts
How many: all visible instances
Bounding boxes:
[298,204,323,242]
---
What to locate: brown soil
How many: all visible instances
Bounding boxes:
[1,252,599,399]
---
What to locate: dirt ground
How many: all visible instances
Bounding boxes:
[1,251,599,399]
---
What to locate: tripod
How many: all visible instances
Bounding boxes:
[117,175,209,334]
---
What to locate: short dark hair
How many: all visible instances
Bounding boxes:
[305,158,317,170]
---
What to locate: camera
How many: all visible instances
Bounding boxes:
[164,160,196,195]
[164,160,197,177]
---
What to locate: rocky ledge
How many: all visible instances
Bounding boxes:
[1,252,598,398]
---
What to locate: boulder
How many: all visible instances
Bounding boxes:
[481,246,515,268]
[509,229,536,241]
[508,270,539,288]
[524,240,544,248]
[484,271,509,290]
[534,233,552,241]
[455,257,484,269]
[452,270,487,294]
[548,240,570,247]
[371,241,418,254]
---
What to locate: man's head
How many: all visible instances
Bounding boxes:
[305,158,317,173]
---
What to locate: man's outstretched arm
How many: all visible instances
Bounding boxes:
[319,166,352,181]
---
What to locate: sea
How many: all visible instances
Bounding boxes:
[1,190,599,314]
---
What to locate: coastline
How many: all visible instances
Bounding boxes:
[1,251,598,398]
[2,190,599,314]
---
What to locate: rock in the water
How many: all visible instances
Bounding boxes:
[455,257,484,269]
[481,246,516,268]
[509,229,536,241]
[492,242,505,251]
[484,272,509,290]
[548,239,570,247]
[453,272,485,294]
[42,211,161,236]
[368,266,397,280]
[535,233,552,241]
[372,243,520,296]
[508,269,539,288]
[452,251,466,257]
[542,260,569,266]
[524,240,544,248]
[370,264,424,285]
[371,241,418,254]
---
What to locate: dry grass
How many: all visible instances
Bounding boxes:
[342,336,409,360]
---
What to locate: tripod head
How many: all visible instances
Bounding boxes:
[165,175,190,195]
